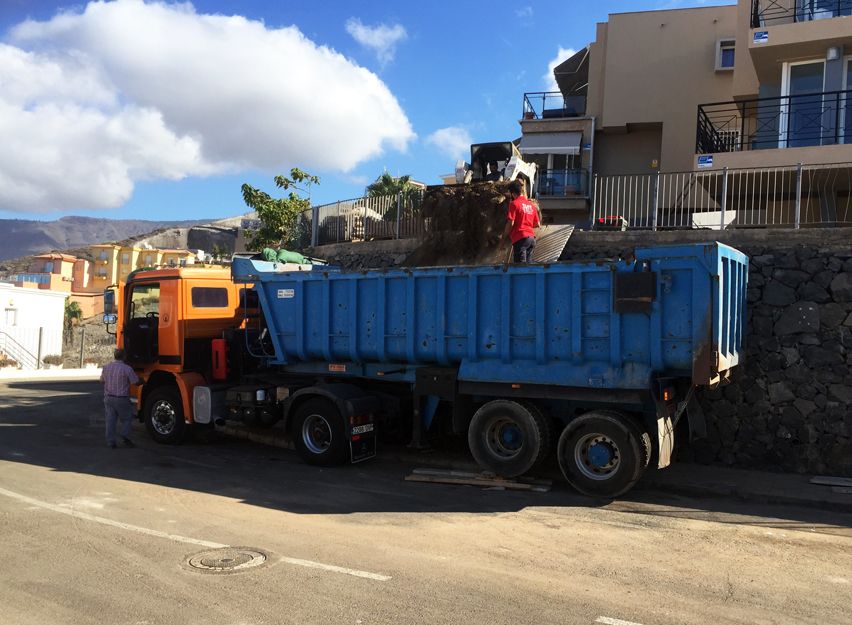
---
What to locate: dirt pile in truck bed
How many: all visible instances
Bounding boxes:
[403,182,512,267]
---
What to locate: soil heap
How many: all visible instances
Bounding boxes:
[403,182,512,267]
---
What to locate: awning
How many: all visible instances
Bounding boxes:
[519,132,582,156]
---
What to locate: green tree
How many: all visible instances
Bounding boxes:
[64,298,82,344]
[366,172,422,221]
[366,171,413,197]
[241,168,320,251]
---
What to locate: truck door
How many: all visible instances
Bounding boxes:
[124,282,160,365]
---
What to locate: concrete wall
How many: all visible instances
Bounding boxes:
[562,228,852,476]
[0,283,66,367]
[589,6,739,172]
[594,128,663,176]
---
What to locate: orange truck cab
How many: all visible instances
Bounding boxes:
[105,267,250,443]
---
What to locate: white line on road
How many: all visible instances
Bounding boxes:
[0,486,226,549]
[596,617,645,625]
[279,556,392,582]
[0,486,391,582]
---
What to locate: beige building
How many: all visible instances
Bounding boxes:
[521,1,852,221]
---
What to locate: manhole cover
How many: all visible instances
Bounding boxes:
[186,548,267,574]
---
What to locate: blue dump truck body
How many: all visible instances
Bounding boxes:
[230,242,748,497]
[232,242,746,389]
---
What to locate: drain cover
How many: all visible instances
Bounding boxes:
[186,548,267,573]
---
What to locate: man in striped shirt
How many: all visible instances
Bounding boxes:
[100,348,139,448]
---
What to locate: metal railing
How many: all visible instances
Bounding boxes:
[522,92,587,120]
[9,273,50,285]
[592,163,852,230]
[752,0,852,26]
[697,90,852,153]
[537,169,590,198]
[0,328,48,370]
[311,191,426,247]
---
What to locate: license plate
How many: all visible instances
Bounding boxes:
[351,423,374,435]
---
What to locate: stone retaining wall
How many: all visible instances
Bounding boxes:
[563,229,852,476]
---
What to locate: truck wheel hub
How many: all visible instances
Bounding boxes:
[302,414,332,455]
[575,433,620,480]
[152,400,176,434]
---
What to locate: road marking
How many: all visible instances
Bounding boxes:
[596,617,645,625]
[0,423,37,427]
[279,556,392,582]
[0,486,391,582]
[0,486,225,549]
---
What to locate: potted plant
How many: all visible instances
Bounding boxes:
[42,354,64,370]
[0,357,18,371]
[83,357,101,370]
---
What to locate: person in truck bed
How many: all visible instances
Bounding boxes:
[502,179,540,263]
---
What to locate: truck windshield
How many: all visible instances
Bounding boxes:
[130,283,160,319]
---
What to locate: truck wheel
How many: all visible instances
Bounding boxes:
[291,398,348,467]
[144,386,187,445]
[467,400,551,478]
[557,411,648,498]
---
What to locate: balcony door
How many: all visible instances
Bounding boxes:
[781,60,826,148]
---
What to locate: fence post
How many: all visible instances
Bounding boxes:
[78,325,86,368]
[336,201,341,243]
[652,170,660,232]
[591,174,599,230]
[363,197,368,241]
[37,327,43,370]
[311,205,319,248]
[395,192,402,239]
[720,167,729,231]
[794,162,803,230]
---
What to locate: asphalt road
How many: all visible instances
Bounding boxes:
[1,380,851,625]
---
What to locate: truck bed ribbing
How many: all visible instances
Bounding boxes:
[231,242,747,389]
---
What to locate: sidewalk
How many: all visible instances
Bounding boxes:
[216,423,852,513]
[0,368,103,383]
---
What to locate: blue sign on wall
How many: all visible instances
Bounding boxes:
[753,31,769,44]
[697,155,714,169]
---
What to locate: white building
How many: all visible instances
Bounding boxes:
[0,283,66,369]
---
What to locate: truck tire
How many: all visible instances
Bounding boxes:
[557,411,648,498]
[291,398,348,467]
[467,400,551,478]
[144,386,187,445]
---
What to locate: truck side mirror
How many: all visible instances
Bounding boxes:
[104,287,116,315]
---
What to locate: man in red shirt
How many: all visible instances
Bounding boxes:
[502,179,540,263]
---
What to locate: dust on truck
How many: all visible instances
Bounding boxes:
[106,242,748,497]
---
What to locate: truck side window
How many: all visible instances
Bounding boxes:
[130,284,160,318]
[192,287,229,308]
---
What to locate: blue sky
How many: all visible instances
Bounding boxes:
[0,0,732,222]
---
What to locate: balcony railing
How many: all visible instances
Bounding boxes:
[537,169,590,198]
[9,273,50,285]
[751,0,852,27]
[697,90,852,153]
[522,92,586,120]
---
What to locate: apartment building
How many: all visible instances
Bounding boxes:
[521,1,852,225]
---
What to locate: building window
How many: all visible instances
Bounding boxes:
[716,39,735,71]
[145,255,153,265]
[121,253,130,264]
[191,287,229,308]
[4,308,17,326]
[43,261,54,273]
[99,251,108,261]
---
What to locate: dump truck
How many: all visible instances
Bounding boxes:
[104,242,747,497]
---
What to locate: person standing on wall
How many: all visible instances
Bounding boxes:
[100,348,139,448]
[502,179,540,263]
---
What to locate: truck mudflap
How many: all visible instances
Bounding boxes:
[654,387,706,469]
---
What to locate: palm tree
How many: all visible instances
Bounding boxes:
[366,172,413,198]
[64,299,83,344]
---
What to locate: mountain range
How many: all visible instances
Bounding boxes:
[0,216,212,262]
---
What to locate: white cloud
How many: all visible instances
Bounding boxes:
[345,17,407,67]
[515,6,533,18]
[0,0,415,213]
[544,46,577,92]
[426,126,473,161]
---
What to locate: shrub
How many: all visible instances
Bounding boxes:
[42,354,64,366]
[0,357,18,368]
